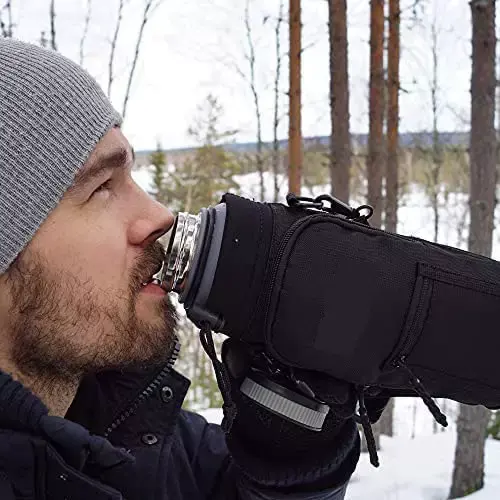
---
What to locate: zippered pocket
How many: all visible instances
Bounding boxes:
[384,266,433,370]
[264,215,411,386]
[383,263,500,404]
[263,205,500,408]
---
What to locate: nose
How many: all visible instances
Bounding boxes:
[128,198,175,248]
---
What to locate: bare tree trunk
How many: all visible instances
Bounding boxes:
[385,0,399,233]
[450,1,496,497]
[0,1,14,38]
[272,0,284,203]
[0,11,6,38]
[450,406,491,498]
[367,0,385,228]
[379,398,394,437]
[50,0,57,51]
[122,0,161,121]
[288,0,302,195]
[79,0,92,66]
[39,31,48,48]
[468,1,496,258]
[108,0,125,98]
[430,11,442,243]
[244,0,265,201]
[328,0,350,203]
[411,399,417,439]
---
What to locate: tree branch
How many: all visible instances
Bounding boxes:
[122,0,162,121]
[244,0,264,200]
[50,0,57,51]
[272,0,284,202]
[79,0,92,66]
[1,1,14,38]
[108,0,125,98]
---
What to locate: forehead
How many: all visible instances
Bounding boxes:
[83,127,132,171]
[68,127,134,194]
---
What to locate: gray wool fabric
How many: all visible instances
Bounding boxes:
[0,38,122,273]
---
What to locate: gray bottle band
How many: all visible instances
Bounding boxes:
[179,207,208,304]
[186,203,227,330]
[241,376,330,431]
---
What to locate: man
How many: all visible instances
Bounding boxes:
[0,38,359,499]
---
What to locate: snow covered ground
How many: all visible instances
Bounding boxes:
[132,167,500,498]
[198,403,500,500]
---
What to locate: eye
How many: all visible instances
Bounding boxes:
[92,179,113,197]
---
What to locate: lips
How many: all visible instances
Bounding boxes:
[140,264,166,290]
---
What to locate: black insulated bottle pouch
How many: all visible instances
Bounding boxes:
[263,210,500,409]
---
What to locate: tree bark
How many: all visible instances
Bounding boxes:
[244,0,265,201]
[367,0,385,228]
[0,1,13,38]
[288,0,302,195]
[108,0,125,98]
[79,0,92,66]
[272,0,285,203]
[328,0,350,203]
[50,0,57,51]
[430,10,442,243]
[379,398,394,437]
[122,0,162,121]
[385,0,399,233]
[450,1,496,497]
[450,406,491,498]
[468,0,496,259]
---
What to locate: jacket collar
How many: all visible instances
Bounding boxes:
[0,371,134,471]
[0,372,47,432]
[0,364,191,471]
[65,365,190,440]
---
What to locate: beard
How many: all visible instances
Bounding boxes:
[4,242,178,384]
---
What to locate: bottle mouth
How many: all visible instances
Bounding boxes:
[161,212,201,294]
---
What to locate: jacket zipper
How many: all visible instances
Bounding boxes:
[103,337,181,439]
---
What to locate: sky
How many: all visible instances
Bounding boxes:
[7,0,484,151]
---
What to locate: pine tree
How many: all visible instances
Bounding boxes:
[149,141,167,203]
[449,1,496,497]
[162,94,240,213]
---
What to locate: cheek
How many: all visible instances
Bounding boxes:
[81,236,129,287]
[36,219,130,290]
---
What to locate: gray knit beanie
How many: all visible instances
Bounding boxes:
[0,38,122,273]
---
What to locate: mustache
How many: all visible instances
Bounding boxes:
[130,241,165,293]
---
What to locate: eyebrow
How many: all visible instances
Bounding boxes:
[68,146,135,197]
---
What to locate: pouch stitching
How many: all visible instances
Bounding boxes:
[383,275,433,371]
[246,203,268,335]
[266,216,329,365]
[420,263,500,296]
[407,362,500,392]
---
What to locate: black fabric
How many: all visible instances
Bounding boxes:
[206,194,500,412]
[207,193,274,340]
[221,338,360,490]
[263,209,500,408]
[207,194,306,342]
[0,366,352,499]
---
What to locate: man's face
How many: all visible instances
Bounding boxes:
[0,127,178,382]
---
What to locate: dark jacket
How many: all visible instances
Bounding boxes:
[0,364,351,499]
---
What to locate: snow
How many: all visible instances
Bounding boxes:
[198,404,500,500]
[131,167,500,498]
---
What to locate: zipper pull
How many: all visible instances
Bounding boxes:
[397,357,448,427]
[356,386,380,467]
